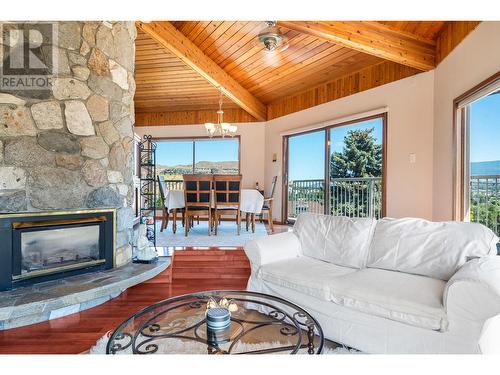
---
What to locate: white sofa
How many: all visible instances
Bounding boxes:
[244,213,500,353]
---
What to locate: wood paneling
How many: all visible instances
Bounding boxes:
[134,21,483,124]
[267,61,421,120]
[166,21,387,104]
[135,29,228,113]
[436,21,480,64]
[136,107,257,126]
[378,21,446,40]
[137,21,267,121]
[278,21,436,71]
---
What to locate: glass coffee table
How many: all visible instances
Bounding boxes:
[106,290,324,354]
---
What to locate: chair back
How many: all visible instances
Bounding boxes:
[213,174,242,209]
[157,175,167,207]
[182,174,213,208]
[267,176,278,199]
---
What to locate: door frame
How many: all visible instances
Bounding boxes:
[282,113,388,223]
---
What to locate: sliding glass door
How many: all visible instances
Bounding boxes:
[285,130,326,221]
[329,117,384,218]
[284,114,386,222]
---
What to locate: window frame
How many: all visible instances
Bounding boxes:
[152,135,241,177]
[453,71,500,221]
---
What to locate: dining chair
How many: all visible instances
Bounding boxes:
[157,176,185,234]
[213,174,242,235]
[260,176,278,232]
[182,174,213,236]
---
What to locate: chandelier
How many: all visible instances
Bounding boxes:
[204,88,237,137]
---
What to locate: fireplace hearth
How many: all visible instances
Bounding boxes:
[0,209,115,291]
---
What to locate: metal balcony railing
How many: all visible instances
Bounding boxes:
[164,179,184,191]
[287,177,382,220]
[470,174,500,235]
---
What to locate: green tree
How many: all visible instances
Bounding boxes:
[330,128,382,218]
[330,128,382,178]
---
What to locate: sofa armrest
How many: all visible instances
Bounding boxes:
[444,256,500,323]
[244,231,302,271]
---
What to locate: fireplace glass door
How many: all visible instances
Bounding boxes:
[18,224,101,276]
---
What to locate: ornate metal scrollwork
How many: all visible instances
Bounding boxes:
[106,291,324,355]
[109,332,133,354]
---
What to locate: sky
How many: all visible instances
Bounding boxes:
[469,91,500,163]
[288,118,383,181]
[156,139,239,166]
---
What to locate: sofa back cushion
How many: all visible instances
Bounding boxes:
[367,218,499,280]
[293,213,329,261]
[293,213,376,269]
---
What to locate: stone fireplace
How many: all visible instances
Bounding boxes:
[0,21,137,270]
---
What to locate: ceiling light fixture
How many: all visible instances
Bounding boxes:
[256,21,289,53]
[204,87,237,138]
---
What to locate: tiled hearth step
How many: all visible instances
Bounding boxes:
[0,259,171,330]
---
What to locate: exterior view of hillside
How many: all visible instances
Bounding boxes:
[158,161,239,180]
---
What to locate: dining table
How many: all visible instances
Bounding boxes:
[163,188,264,234]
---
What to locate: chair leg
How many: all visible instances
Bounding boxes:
[181,210,185,228]
[172,209,177,234]
[237,211,241,235]
[251,213,256,233]
[184,214,189,237]
[210,211,213,236]
[197,216,199,225]
[245,212,250,231]
[268,206,274,232]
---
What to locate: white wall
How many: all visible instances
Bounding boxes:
[433,22,500,220]
[265,71,435,222]
[134,122,266,189]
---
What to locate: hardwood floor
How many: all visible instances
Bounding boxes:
[0,223,290,354]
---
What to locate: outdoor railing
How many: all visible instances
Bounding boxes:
[287,177,382,220]
[164,179,184,191]
[330,177,383,219]
[287,179,326,219]
[470,174,500,235]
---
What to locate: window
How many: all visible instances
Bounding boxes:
[156,137,240,184]
[454,72,500,235]
[284,114,386,222]
[193,139,239,175]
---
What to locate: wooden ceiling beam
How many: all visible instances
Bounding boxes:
[136,21,267,121]
[277,21,436,71]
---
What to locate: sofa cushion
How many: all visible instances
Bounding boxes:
[293,213,376,269]
[367,218,499,281]
[328,268,448,331]
[259,257,357,301]
[324,216,376,268]
[293,213,329,261]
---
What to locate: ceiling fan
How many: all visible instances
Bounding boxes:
[256,21,289,53]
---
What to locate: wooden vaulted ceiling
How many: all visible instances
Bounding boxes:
[134,21,479,125]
